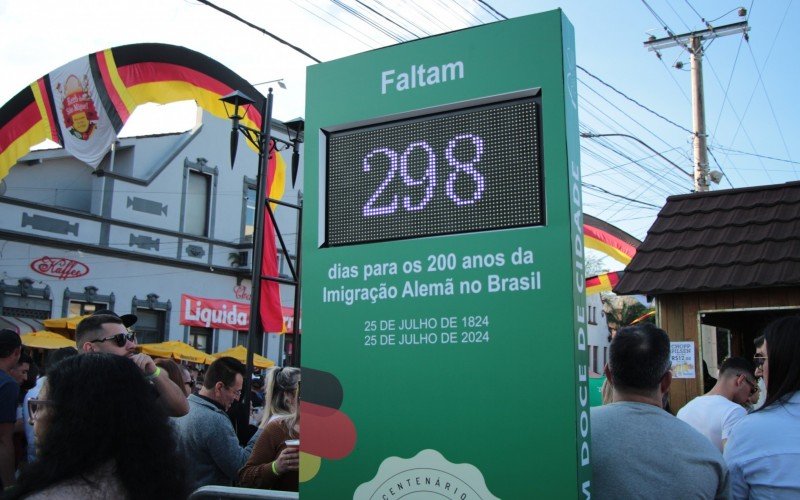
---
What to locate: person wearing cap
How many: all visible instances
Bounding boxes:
[75,313,188,417]
[0,329,21,489]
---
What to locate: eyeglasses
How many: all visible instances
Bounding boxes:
[226,386,242,398]
[742,377,758,396]
[753,356,767,368]
[90,332,136,347]
[27,398,54,421]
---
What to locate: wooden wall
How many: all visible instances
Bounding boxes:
[656,286,800,412]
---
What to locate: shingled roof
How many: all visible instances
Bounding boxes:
[613,181,800,296]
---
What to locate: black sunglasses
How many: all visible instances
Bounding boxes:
[90,332,136,347]
[753,356,767,369]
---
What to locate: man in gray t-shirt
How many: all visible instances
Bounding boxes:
[591,323,729,499]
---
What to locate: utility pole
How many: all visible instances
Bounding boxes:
[644,21,749,192]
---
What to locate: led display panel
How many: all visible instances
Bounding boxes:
[325,95,544,246]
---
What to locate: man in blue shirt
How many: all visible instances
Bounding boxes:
[0,329,21,490]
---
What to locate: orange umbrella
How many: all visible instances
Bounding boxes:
[212,345,275,369]
[139,341,216,365]
[21,330,75,350]
[42,315,89,337]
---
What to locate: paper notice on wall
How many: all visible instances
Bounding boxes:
[670,341,696,379]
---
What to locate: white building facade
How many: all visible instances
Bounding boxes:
[0,109,302,364]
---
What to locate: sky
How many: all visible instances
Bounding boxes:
[1,0,798,270]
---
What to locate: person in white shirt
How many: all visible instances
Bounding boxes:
[724,316,800,499]
[677,357,757,451]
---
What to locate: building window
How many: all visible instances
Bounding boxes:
[243,184,257,241]
[182,157,218,238]
[62,286,114,317]
[68,301,107,316]
[186,170,210,236]
[189,326,213,354]
[131,293,171,344]
[0,278,52,319]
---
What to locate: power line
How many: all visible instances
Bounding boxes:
[712,146,800,166]
[293,0,376,49]
[577,65,693,135]
[373,0,433,37]
[196,0,321,63]
[474,0,507,20]
[354,0,419,39]
[582,183,662,209]
[332,0,406,43]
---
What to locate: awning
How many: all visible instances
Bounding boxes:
[0,316,45,334]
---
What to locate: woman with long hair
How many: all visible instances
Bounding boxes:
[7,353,188,499]
[238,385,299,491]
[723,316,800,498]
[259,366,300,426]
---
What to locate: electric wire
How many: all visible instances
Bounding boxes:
[432,0,475,26]
[640,0,691,51]
[703,54,774,184]
[706,147,735,189]
[578,76,694,168]
[373,0,434,37]
[474,0,508,20]
[657,56,692,102]
[716,0,792,177]
[354,0,419,39]
[577,65,693,135]
[713,146,800,166]
[446,0,487,25]
[582,183,662,209]
[710,34,745,144]
[331,0,407,43]
[401,0,453,32]
[195,0,321,63]
[744,41,794,164]
[293,0,377,49]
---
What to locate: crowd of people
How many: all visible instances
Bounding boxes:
[0,310,300,498]
[0,308,798,498]
[592,317,800,499]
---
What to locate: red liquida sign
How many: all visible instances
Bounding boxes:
[180,294,250,331]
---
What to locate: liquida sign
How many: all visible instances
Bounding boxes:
[180,294,250,331]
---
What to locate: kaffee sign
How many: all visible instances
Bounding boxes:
[180,294,250,331]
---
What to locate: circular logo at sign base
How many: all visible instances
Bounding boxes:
[354,449,500,500]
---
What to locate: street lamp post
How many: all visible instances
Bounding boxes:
[219,88,275,409]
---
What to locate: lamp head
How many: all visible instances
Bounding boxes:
[284,118,305,188]
[219,90,256,121]
[220,91,256,169]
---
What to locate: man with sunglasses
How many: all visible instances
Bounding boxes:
[76,313,188,417]
[677,357,757,452]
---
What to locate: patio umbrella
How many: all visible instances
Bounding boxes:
[138,341,216,365]
[21,331,75,350]
[213,345,275,369]
[42,315,90,337]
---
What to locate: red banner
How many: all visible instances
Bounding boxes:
[180,294,250,331]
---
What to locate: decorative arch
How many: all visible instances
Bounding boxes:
[0,42,284,200]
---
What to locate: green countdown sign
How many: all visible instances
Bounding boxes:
[301,10,590,499]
